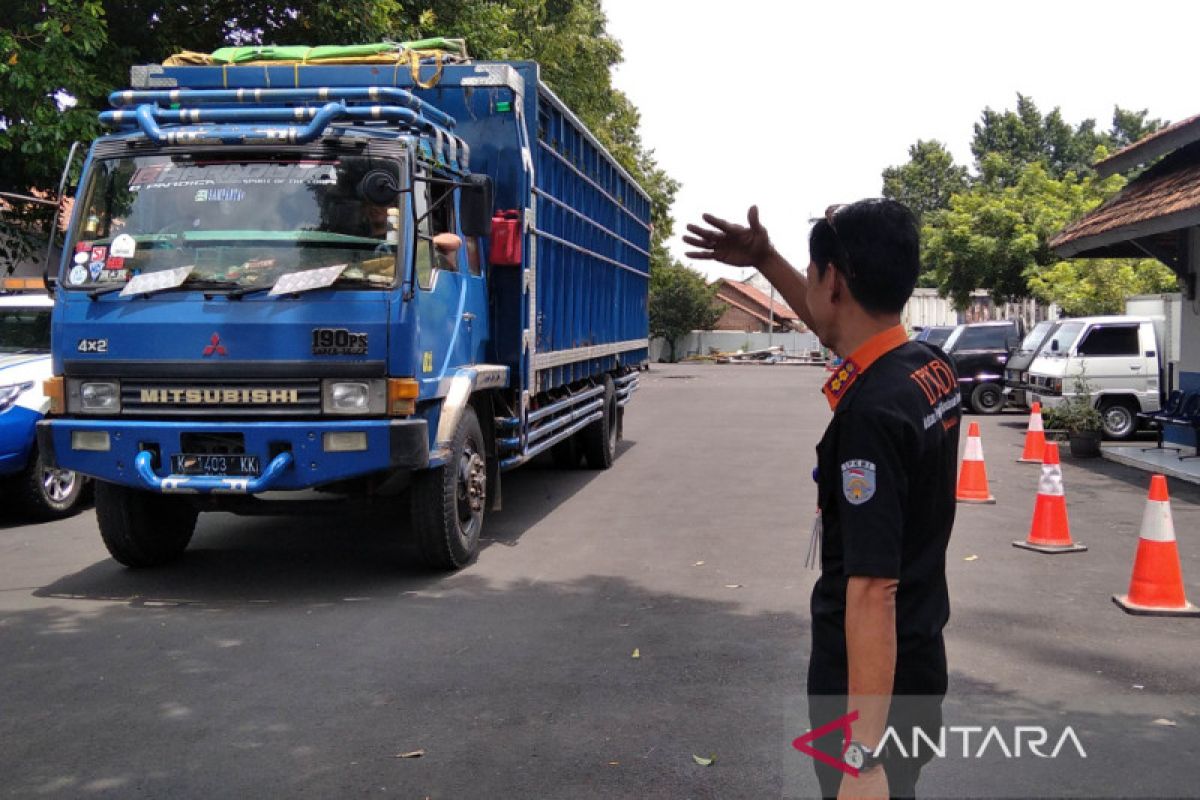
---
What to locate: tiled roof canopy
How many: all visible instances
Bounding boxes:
[714,278,799,321]
[1051,139,1200,264]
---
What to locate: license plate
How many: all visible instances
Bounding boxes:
[171,454,260,476]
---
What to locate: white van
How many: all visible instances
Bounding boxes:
[1026,315,1170,440]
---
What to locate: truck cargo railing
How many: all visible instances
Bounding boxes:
[614,372,639,408]
[100,94,468,169]
[109,87,458,130]
[495,384,607,469]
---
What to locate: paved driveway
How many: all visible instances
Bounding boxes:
[1,364,1197,798]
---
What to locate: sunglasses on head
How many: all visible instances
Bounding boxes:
[822,204,854,280]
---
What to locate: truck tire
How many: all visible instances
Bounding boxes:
[580,375,619,469]
[970,382,1005,415]
[13,446,85,521]
[95,481,198,568]
[551,436,582,469]
[1100,398,1139,440]
[411,406,486,570]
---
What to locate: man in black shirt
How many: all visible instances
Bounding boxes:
[685,200,959,800]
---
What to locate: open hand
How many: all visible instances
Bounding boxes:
[683,206,773,268]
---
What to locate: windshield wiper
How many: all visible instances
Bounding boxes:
[90,279,242,300]
[225,284,274,300]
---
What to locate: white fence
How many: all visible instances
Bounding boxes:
[650,330,822,362]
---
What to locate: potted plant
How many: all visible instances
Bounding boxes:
[1050,373,1104,457]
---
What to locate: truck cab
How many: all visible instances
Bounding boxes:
[1026,316,1161,439]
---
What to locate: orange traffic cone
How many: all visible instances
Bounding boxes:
[1017,402,1046,463]
[957,422,995,504]
[1113,475,1200,617]
[1013,443,1087,553]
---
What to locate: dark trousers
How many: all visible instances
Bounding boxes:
[807,693,943,800]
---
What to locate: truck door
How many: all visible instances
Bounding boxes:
[1073,323,1146,406]
[413,173,474,378]
[459,207,488,363]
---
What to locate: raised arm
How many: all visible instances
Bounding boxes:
[683,206,814,331]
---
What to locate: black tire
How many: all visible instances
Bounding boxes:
[13,446,85,521]
[95,481,198,567]
[551,435,582,469]
[580,376,618,469]
[1100,398,1139,440]
[411,405,486,570]
[970,382,1005,415]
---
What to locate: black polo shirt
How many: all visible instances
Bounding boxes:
[807,331,960,697]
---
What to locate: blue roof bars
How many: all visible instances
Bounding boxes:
[108,87,457,130]
[99,99,470,170]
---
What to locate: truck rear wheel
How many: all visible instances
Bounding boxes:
[580,376,618,469]
[95,482,198,567]
[412,406,486,570]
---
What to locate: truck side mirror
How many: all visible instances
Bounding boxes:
[460,175,494,238]
[1050,340,1059,352]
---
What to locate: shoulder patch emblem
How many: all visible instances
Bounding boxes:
[841,459,877,505]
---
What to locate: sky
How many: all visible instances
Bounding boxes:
[603,0,1200,281]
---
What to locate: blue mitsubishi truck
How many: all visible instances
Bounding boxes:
[38,47,649,569]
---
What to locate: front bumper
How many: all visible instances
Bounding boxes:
[37,418,429,492]
[1027,393,1065,411]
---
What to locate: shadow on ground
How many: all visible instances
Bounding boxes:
[33,442,635,607]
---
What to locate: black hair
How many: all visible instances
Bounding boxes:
[808,198,920,315]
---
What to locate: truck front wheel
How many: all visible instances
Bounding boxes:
[412,406,486,570]
[95,482,198,567]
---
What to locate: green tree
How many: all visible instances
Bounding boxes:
[649,264,720,362]
[0,0,678,272]
[1026,258,1177,316]
[924,156,1174,311]
[881,139,969,223]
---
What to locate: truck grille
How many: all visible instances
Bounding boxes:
[120,379,322,417]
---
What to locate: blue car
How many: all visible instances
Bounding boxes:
[1,291,86,518]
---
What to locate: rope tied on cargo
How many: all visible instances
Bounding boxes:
[409,49,444,89]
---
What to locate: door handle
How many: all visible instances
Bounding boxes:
[1129,365,1142,370]
[462,312,476,322]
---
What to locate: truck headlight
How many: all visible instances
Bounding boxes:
[0,381,34,414]
[80,381,120,413]
[321,380,385,415]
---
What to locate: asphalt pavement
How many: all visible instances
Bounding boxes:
[1,364,1198,799]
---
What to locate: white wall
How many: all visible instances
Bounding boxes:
[651,330,822,361]
[902,288,958,328]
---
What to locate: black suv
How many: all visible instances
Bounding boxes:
[912,325,955,348]
[943,321,1022,414]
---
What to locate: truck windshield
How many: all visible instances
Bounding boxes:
[0,306,51,353]
[64,154,403,292]
[1018,320,1054,353]
[1043,321,1084,355]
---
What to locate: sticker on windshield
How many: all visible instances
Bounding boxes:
[111,234,137,259]
[194,188,246,203]
[69,265,88,285]
[88,261,104,281]
[104,256,125,270]
[73,252,88,265]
